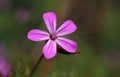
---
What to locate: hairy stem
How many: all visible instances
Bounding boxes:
[29,54,44,77]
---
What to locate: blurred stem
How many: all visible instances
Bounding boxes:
[29,54,44,77]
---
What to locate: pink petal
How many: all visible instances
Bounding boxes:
[56,37,77,53]
[43,40,57,59]
[27,29,49,41]
[43,12,56,34]
[56,20,77,36]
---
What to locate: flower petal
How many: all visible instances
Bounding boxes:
[43,12,56,34]
[56,20,77,36]
[43,40,57,59]
[27,29,49,41]
[56,37,77,53]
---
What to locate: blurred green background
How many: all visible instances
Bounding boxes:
[0,0,120,77]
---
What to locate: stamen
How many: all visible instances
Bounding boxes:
[50,34,57,40]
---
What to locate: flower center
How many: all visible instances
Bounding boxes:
[50,34,57,40]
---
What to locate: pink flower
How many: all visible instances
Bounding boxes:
[16,8,30,23]
[27,12,78,59]
[0,44,11,77]
[0,59,11,77]
[0,0,11,10]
